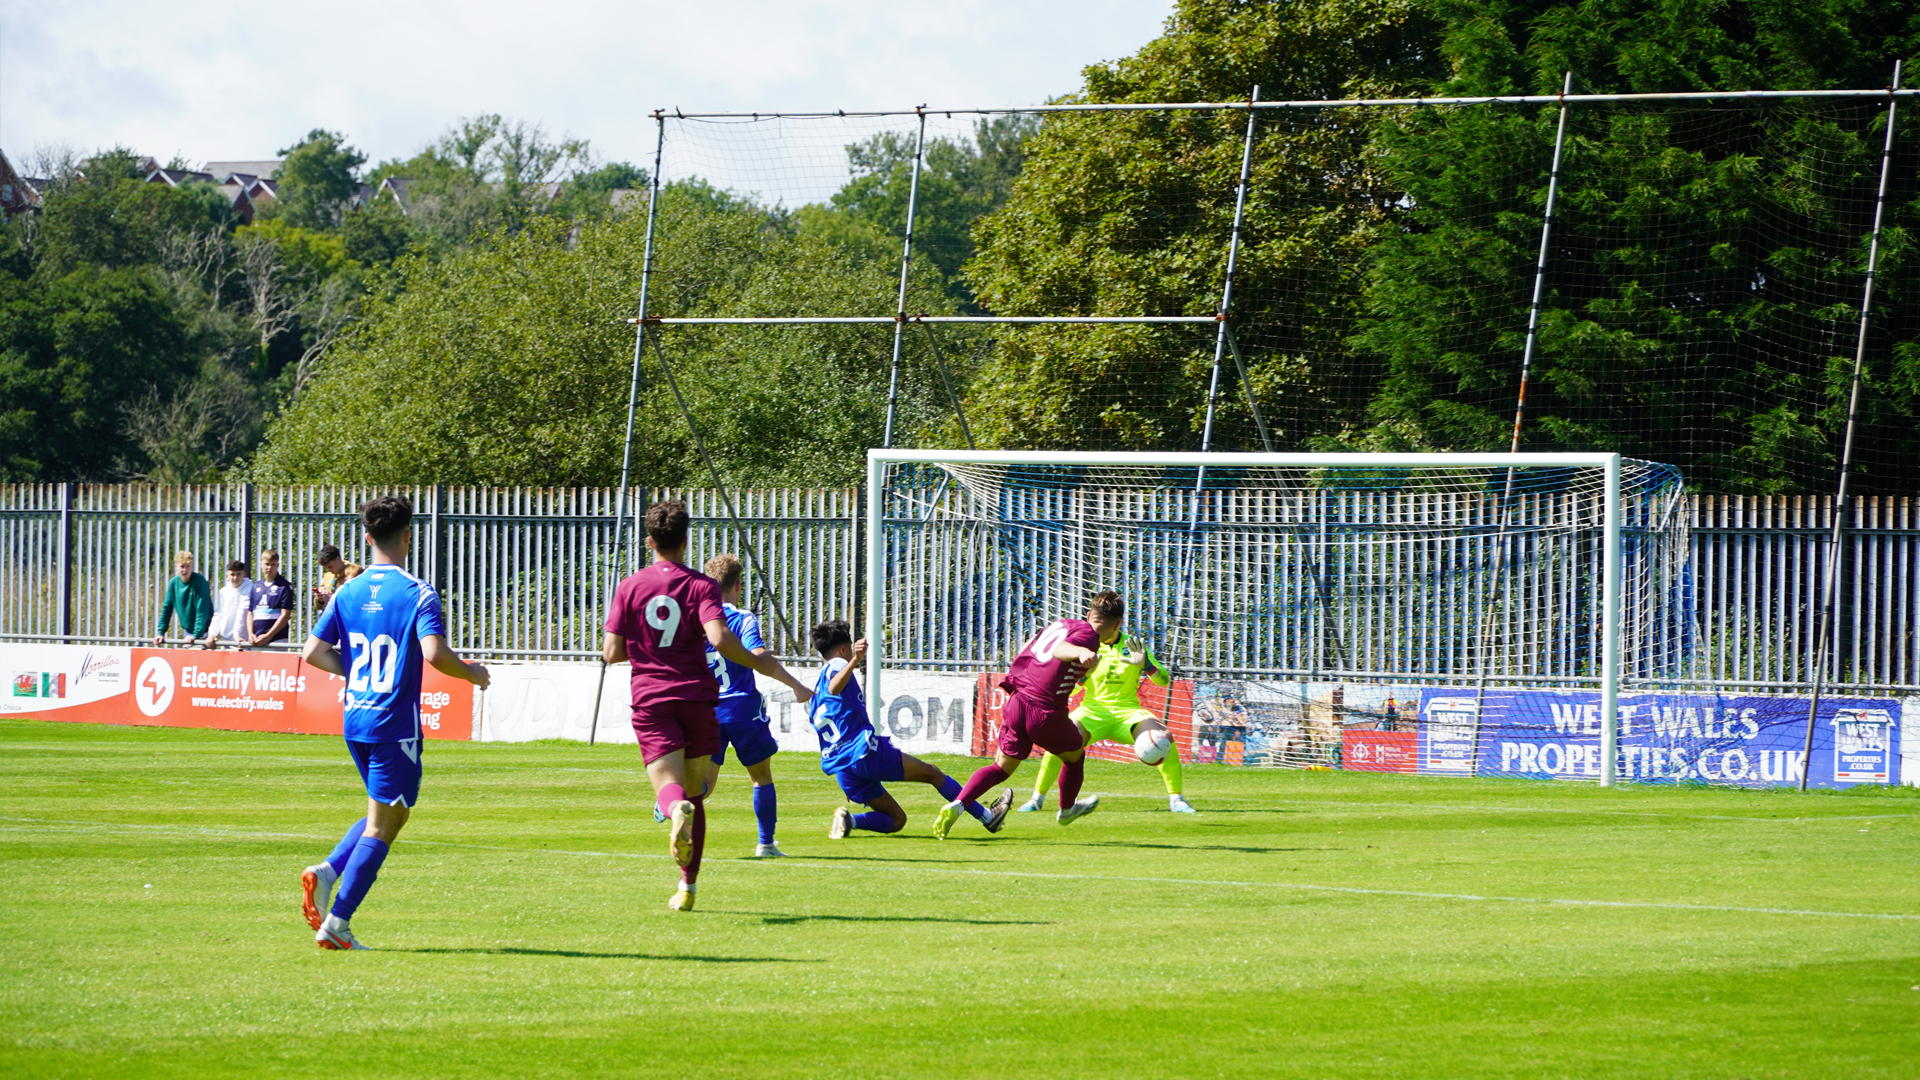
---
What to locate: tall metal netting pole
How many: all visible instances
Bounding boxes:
[587,115,668,746]
[882,108,929,449]
[1508,72,1575,457]
[1471,73,1574,772]
[1800,62,1903,791]
[1171,88,1260,672]
[639,329,804,652]
[1199,88,1261,453]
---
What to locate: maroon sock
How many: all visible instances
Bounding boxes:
[657,782,688,820]
[681,796,707,886]
[1059,758,1084,810]
[955,763,1011,806]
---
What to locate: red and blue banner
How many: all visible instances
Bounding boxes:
[1416,687,1899,788]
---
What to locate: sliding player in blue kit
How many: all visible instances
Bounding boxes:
[296,495,491,950]
[808,620,1013,838]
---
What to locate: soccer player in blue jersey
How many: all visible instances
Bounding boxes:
[296,495,491,951]
[808,620,1013,838]
[699,553,810,858]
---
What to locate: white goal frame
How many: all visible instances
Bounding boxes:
[865,449,1627,786]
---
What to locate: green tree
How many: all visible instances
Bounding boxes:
[0,265,197,478]
[273,129,368,230]
[366,114,596,250]
[250,183,959,486]
[1352,0,1920,493]
[29,168,235,275]
[798,115,1040,304]
[550,161,648,222]
[961,0,1446,451]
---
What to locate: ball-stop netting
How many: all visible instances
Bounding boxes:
[871,455,1728,783]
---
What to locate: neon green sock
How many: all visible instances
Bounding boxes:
[1033,752,1063,797]
[1157,746,1184,796]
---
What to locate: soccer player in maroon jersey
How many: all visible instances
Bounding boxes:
[932,590,1122,838]
[603,501,813,910]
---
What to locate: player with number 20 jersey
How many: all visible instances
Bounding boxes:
[297,494,491,952]
[312,564,446,747]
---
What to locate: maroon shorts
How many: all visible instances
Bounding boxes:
[631,697,721,764]
[997,694,1083,760]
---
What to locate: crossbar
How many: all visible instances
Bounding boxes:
[658,87,1915,119]
[630,316,1219,325]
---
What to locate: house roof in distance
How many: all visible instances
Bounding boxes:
[205,160,283,181]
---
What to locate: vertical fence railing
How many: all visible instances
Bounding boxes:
[0,484,1915,687]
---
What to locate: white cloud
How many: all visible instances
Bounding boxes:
[1,0,1174,172]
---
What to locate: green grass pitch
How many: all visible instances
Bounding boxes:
[2,717,1916,1079]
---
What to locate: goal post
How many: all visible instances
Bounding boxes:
[865,449,1679,787]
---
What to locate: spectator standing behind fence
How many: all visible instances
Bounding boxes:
[153,551,214,648]
[311,544,363,614]
[249,548,295,648]
[205,560,254,648]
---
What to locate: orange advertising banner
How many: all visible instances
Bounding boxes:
[4,644,471,740]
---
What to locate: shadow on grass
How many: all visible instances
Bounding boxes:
[1068,840,1318,854]
[737,912,1050,927]
[396,947,819,962]
[762,853,991,864]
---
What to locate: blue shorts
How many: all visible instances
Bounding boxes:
[830,737,905,805]
[348,738,423,808]
[711,718,779,769]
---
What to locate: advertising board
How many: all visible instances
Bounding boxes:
[2,643,473,740]
[1416,687,1900,788]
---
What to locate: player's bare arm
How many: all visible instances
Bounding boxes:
[1050,639,1098,665]
[828,639,866,696]
[302,634,347,677]
[706,620,814,702]
[422,635,490,689]
[601,630,627,664]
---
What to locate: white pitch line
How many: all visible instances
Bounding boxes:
[4,816,1913,922]
[1100,792,1920,824]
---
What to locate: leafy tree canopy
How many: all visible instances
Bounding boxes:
[251,182,962,487]
[962,0,1920,494]
[1354,0,1920,493]
[272,129,367,230]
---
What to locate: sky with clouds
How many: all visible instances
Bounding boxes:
[1,0,1176,175]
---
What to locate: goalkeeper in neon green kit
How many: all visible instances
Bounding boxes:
[1017,619,1196,814]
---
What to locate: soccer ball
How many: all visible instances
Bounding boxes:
[1134,729,1172,766]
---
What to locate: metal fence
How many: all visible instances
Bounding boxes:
[1,483,1912,691]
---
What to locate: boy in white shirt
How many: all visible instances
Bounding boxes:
[205,560,254,648]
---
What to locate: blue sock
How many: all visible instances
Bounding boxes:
[851,811,899,834]
[752,784,777,846]
[937,776,989,822]
[330,836,390,920]
[325,819,367,875]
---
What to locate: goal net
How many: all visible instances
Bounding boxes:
[866,451,1693,786]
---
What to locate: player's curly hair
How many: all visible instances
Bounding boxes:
[811,619,852,657]
[645,500,691,551]
[361,495,413,545]
[1089,589,1125,621]
[704,552,744,592]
